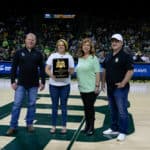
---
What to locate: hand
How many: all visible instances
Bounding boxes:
[101,83,105,92]
[95,87,100,95]
[39,83,45,91]
[50,73,56,80]
[11,82,17,90]
[115,82,126,88]
[68,68,74,75]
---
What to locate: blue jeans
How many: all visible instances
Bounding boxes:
[49,84,70,127]
[10,86,38,129]
[107,86,129,134]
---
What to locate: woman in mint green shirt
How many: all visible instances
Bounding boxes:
[76,38,100,136]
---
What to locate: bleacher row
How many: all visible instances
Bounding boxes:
[0,14,150,62]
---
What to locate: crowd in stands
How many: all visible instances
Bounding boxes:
[0,15,150,63]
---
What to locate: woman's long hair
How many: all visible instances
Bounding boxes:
[76,38,95,58]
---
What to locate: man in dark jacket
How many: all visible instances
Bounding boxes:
[101,33,134,141]
[6,33,45,135]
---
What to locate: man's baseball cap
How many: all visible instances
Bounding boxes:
[111,33,123,42]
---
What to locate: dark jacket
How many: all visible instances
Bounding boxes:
[11,47,45,88]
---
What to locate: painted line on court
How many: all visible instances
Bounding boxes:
[66,117,85,150]
[0,112,10,119]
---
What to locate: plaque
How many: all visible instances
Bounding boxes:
[53,58,69,78]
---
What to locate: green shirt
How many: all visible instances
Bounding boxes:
[76,55,100,92]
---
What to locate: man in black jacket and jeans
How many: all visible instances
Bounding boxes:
[6,33,45,136]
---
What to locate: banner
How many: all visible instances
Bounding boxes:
[0,61,12,75]
[1,61,150,80]
[133,63,150,79]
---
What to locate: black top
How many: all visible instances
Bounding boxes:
[11,47,45,88]
[102,49,134,88]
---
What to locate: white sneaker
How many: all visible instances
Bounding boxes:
[103,128,119,135]
[117,133,126,141]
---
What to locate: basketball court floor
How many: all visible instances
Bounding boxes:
[0,78,150,150]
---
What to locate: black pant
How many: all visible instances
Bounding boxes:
[80,92,97,130]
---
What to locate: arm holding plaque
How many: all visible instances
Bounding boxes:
[68,55,75,75]
[45,64,56,79]
[68,68,74,75]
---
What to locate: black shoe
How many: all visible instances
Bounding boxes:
[27,125,35,132]
[81,125,89,133]
[86,129,94,136]
[6,128,17,136]
[81,129,87,133]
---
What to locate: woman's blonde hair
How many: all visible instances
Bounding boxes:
[56,39,68,51]
[76,38,95,57]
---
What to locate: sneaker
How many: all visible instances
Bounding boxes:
[27,125,35,132]
[50,127,56,134]
[103,128,119,135]
[117,133,126,141]
[60,127,67,134]
[6,128,17,136]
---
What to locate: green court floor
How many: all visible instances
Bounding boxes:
[0,94,135,150]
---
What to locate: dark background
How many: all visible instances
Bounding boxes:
[1,0,149,18]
